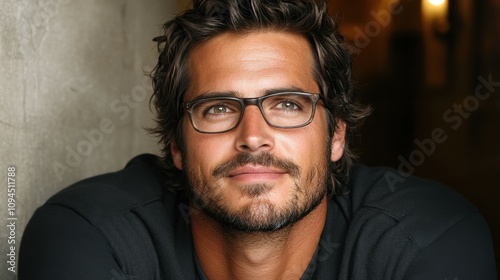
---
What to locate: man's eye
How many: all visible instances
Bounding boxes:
[203,104,236,116]
[209,106,230,114]
[276,101,300,111]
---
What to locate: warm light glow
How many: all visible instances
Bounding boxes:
[422,0,449,86]
[429,0,445,6]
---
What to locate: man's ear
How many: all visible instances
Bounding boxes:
[330,120,346,162]
[170,138,183,170]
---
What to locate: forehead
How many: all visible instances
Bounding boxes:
[185,31,319,100]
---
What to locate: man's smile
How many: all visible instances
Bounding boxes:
[226,165,287,182]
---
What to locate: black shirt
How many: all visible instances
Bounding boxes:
[19,154,497,279]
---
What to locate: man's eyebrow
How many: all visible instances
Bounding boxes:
[264,86,309,95]
[188,86,310,102]
[187,91,238,102]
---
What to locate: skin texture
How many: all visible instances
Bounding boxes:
[171,31,346,280]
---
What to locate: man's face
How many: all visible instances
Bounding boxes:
[172,31,345,232]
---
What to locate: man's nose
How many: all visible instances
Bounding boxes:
[234,105,275,152]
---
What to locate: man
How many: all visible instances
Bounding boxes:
[19,0,497,279]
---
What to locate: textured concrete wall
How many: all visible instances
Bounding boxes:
[0,0,176,277]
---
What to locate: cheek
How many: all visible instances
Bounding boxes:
[275,124,329,166]
[183,130,232,175]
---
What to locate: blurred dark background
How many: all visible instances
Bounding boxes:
[328,0,499,271]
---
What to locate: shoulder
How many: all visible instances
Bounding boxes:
[19,154,178,279]
[346,165,479,247]
[349,165,478,246]
[336,165,497,279]
[45,153,169,223]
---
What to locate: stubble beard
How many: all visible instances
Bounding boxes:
[184,152,329,233]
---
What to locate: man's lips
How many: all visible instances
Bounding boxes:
[227,165,287,181]
[211,152,301,179]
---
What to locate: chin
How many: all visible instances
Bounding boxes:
[205,191,325,233]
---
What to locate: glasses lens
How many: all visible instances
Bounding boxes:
[261,93,315,127]
[190,99,242,132]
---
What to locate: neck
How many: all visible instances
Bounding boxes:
[191,197,328,280]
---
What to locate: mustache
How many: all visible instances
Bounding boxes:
[212,152,301,179]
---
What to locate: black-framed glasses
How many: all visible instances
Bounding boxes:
[183,92,324,134]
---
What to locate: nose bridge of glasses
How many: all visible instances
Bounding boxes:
[240,97,268,122]
[241,97,261,108]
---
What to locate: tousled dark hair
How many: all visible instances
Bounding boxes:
[149,0,371,195]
